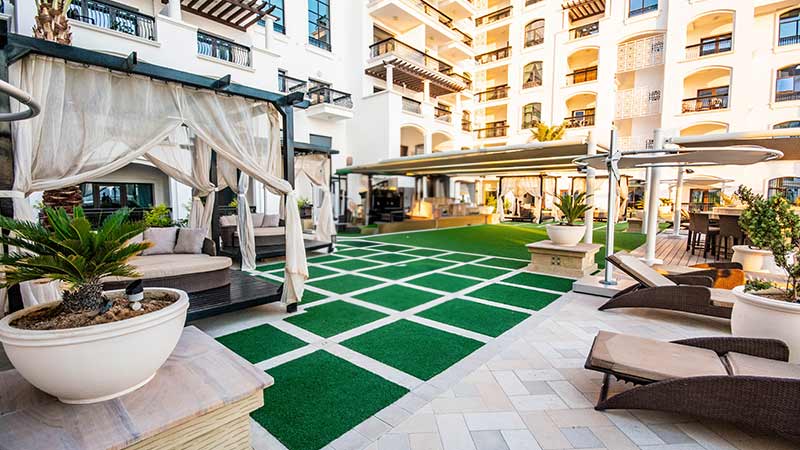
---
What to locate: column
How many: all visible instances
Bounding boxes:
[263,16,275,50]
[642,166,652,231]
[672,167,684,237]
[584,130,597,244]
[643,129,664,265]
[423,80,431,103]
[167,0,182,20]
[423,131,432,154]
[385,64,394,92]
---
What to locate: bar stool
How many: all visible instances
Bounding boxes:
[716,214,744,260]
[689,212,719,258]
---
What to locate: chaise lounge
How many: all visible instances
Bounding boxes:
[585,331,800,442]
[599,253,739,319]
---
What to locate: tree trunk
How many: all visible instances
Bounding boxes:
[33,2,72,46]
[40,185,83,225]
[61,278,104,312]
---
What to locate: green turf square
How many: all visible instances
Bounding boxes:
[416,299,530,337]
[354,285,441,311]
[466,284,560,310]
[256,262,285,272]
[408,273,483,293]
[342,320,483,380]
[479,258,529,269]
[340,240,381,248]
[504,272,574,293]
[366,253,419,264]
[253,350,408,450]
[370,244,411,252]
[323,258,378,271]
[262,269,284,280]
[308,274,383,294]
[337,248,380,257]
[446,264,510,280]
[285,300,387,338]
[434,252,484,263]
[308,266,338,279]
[402,248,444,257]
[309,254,344,263]
[362,259,452,280]
[217,323,307,364]
[302,289,328,304]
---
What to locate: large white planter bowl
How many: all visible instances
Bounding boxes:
[731,245,783,274]
[731,286,800,363]
[0,287,188,404]
[546,224,586,246]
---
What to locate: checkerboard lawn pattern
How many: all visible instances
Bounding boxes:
[446,264,510,280]
[354,285,442,311]
[252,350,407,450]
[339,240,382,248]
[362,259,452,280]
[408,273,483,293]
[217,323,307,364]
[365,252,420,264]
[467,284,561,311]
[341,319,484,380]
[322,258,378,271]
[416,299,530,338]
[301,289,327,304]
[336,248,380,257]
[434,252,485,263]
[308,274,383,294]
[285,300,387,338]
[480,257,529,269]
[308,254,344,263]
[402,248,444,257]
[504,272,574,293]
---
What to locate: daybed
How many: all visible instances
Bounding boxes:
[220,213,284,248]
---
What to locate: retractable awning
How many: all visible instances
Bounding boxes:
[338,140,600,177]
[671,129,800,159]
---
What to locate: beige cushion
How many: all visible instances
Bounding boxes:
[234,226,285,238]
[251,213,265,227]
[174,228,206,254]
[724,352,800,379]
[219,215,237,227]
[588,331,728,382]
[610,253,675,288]
[105,254,231,282]
[141,227,178,256]
[263,214,280,227]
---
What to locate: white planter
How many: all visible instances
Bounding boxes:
[731,286,800,363]
[731,245,784,274]
[546,224,586,246]
[0,288,188,404]
[478,205,495,215]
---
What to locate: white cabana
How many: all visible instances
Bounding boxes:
[499,176,540,220]
[295,153,336,243]
[7,55,308,306]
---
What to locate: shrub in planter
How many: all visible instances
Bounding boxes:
[143,203,174,228]
[733,186,784,273]
[546,192,591,246]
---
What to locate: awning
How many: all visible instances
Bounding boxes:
[172,0,273,30]
[562,0,605,21]
[339,140,599,177]
[671,129,800,159]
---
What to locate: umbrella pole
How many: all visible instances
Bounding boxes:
[672,167,684,237]
[643,129,665,265]
[602,130,618,286]
[584,130,596,244]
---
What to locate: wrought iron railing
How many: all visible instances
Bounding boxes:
[279,75,307,94]
[454,28,473,47]
[402,97,422,114]
[681,93,729,113]
[447,72,472,89]
[434,106,452,123]
[197,31,251,67]
[475,45,511,64]
[309,87,354,109]
[776,88,800,103]
[475,121,508,138]
[475,5,512,26]
[685,34,732,59]
[564,114,595,128]
[569,21,598,40]
[475,84,509,102]
[67,0,156,41]
[370,38,454,75]
[566,66,598,85]
[779,34,800,47]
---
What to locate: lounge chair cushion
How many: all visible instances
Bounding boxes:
[589,331,728,382]
[724,352,800,379]
[610,254,675,288]
[263,214,280,227]
[141,227,178,256]
[103,254,232,282]
[174,228,206,254]
[234,226,285,238]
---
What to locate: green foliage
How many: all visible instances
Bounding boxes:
[297,197,312,209]
[485,193,497,209]
[529,122,566,142]
[554,192,591,226]
[228,199,238,208]
[503,197,511,211]
[745,278,775,293]
[0,207,150,311]
[143,204,173,227]
[659,197,673,206]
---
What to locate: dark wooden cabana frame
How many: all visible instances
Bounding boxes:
[0,22,309,317]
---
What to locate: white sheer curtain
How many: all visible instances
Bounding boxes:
[295,154,336,243]
[617,176,629,222]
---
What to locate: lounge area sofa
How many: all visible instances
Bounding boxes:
[220,213,285,248]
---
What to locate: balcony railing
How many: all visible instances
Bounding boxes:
[475,45,511,64]
[475,84,509,102]
[402,97,422,114]
[475,121,509,138]
[615,87,662,119]
[462,119,471,132]
[309,87,354,109]
[617,135,654,151]
[454,28,473,47]
[67,0,156,41]
[279,75,307,94]
[523,77,542,89]
[448,72,472,89]
[776,90,800,103]
[475,5,512,26]
[569,21,599,40]
[617,34,665,72]
[564,114,595,128]
[566,66,598,85]
[406,0,454,27]
[526,0,543,5]
[370,38,454,75]
[681,93,729,113]
[197,31,251,67]
[779,35,800,47]
[685,34,732,60]
[434,106,452,123]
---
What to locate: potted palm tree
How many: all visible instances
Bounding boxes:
[528,122,566,142]
[546,192,591,246]
[0,207,189,403]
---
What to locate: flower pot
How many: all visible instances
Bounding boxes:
[478,206,495,215]
[0,288,188,404]
[731,286,800,363]
[731,245,784,274]
[546,224,586,246]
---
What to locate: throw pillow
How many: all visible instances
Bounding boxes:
[174,228,206,254]
[263,214,280,227]
[142,227,179,256]
[252,213,266,228]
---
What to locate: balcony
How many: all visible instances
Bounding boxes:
[475,121,509,138]
[564,114,595,128]
[563,0,605,22]
[617,34,665,72]
[682,93,729,113]
[197,31,251,67]
[566,66,597,85]
[685,34,732,60]
[615,86,662,119]
[476,85,509,102]
[67,0,156,41]
[475,46,511,64]
[306,87,354,121]
[569,21,599,40]
[279,74,307,94]
[402,97,423,114]
[475,6,512,27]
[434,106,453,123]
[617,135,654,151]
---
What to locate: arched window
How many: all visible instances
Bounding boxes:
[775,120,800,129]
[522,61,543,89]
[524,20,544,47]
[776,64,800,102]
[779,9,800,46]
[521,103,542,129]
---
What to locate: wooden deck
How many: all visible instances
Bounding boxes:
[187,270,283,321]
[629,231,718,266]
[219,239,333,261]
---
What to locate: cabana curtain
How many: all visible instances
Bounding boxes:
[295,154,336,243]
[8,55,308,306]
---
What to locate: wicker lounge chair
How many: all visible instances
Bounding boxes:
[599,253,738,318]
[585,331,799,443]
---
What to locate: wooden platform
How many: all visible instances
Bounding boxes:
[220,238,333,261]
[629,231,716,266]
[377,214,493,234]
[187,269,283,321]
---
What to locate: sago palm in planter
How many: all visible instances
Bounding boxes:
[546,192,591,246]
[0,207,190,403]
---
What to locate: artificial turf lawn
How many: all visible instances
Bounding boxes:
[340,240,382,248]
[341,319,484,380]
[336,248,380,257]
[479,258,529,269]
[408,273,484,293]
[308,274,383,294]
[416,299,530,337]
[322,258,378,271]
[284,301,387,338]
[253,350,408,450]
[354,285,441,311]
[361,259,452,280]
[256,261,286,272]
[467,284,561,311]
[308,266,338,279]
[301,289,328,304]
[308,254,344,263]
[434,252,484,263]
[504,272,574,293]
[365,252,419,263]
[216,323,307,364]
[403,248,445,257]
[370,244,411,252]
[446,264,510,280]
